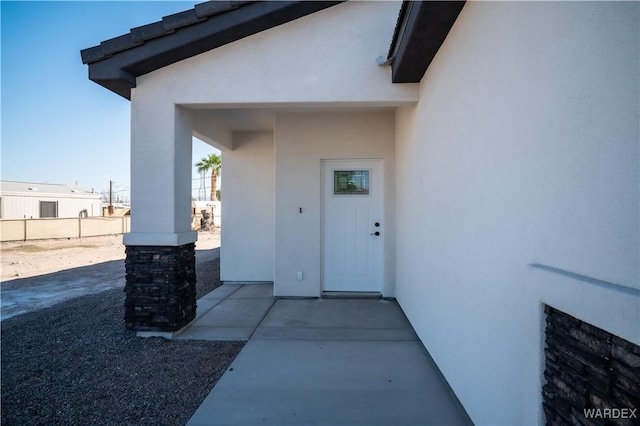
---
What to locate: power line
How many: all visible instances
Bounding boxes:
[192,174,217,181]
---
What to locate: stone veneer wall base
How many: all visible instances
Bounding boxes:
[124,244,196,332]
[543,305,640,426]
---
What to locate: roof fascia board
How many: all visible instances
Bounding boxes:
[83,1,343,100]
[88,67,137,99]
[389,1,466,83]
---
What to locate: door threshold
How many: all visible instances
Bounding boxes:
[322,291,382,299]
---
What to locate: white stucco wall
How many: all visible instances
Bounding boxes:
[127,0,415,248]
[221,131,275,282]
[274,111,395,297]
[134,0,416,108]
[125,102,196,246]
[395,2,639,424]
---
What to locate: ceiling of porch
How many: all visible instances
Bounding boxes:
[189,105,398,150]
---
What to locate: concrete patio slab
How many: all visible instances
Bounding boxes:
[185,291,472,425]
[253,326,418,341]
[255,298,417,341]
[175,284,275,341]
[192,299,274,328]
[189,340,468,425]
[190,388,464,425]
[176,326,258,342]
[228,284,275,299]
[201,339,444,391]
[190,285,241,323]
[200,284,242,300]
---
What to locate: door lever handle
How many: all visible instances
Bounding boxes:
[370,231,380,236]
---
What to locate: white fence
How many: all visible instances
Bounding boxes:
[0,216,130,242]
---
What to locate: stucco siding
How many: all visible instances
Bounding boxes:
[126,0,416,248]
[134,0,417,108]
[395,2,639,425]
[221,131,275,282]
[275,111,395,297]
[125,102,197,246]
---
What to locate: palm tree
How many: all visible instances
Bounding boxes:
[195,153,222,201]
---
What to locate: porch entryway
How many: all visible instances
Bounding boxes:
[177,284,472,425]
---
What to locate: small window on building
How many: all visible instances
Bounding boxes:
[334,170,370,195]
[40,201,58,218]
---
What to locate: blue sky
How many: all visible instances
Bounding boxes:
[1,1,220,202]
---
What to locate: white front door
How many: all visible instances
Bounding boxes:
[322,160,383,292]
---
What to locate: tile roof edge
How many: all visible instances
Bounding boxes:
[81,1,250,65]
[81,1,345,99]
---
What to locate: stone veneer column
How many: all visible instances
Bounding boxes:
[124,244,196,331]
[125,103,197,333]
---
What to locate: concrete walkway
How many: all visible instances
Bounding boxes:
[178,284,471,425]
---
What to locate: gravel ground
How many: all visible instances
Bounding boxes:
[1,244,245,426]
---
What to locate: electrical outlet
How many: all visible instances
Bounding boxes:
[296,271,303,281]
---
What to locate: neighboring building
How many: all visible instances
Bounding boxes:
[0,180,103,219]
[82,1,639,424]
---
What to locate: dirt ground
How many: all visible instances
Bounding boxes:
[1,231,220,281]
[1,229,237,426]
[0,231,221,320]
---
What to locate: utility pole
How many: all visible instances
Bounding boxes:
[199,172,206,201]
[109,180,114,215]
